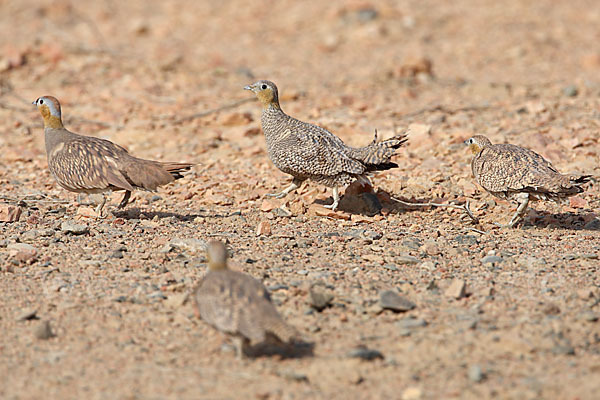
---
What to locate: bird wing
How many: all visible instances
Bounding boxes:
[49,136,134,191]
[272,117,365,177]
[474,144,564,193]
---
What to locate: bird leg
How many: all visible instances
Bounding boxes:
[323,187,340,210]
[94,194,107,218]
[118,190,132,209]
[233,336,249,359]
[495,193,529,228]
[266,178,302,199]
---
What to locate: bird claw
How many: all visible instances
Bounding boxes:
[323,202,339,211]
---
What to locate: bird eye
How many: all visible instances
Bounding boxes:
[261,84,267,90]
[39,99,44,104]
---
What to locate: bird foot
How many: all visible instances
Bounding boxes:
[493,220,520,228]
[323,201,339,211]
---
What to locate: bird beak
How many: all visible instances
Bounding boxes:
[243,85,253,91]
[31,100,36,106]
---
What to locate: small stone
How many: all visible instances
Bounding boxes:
[165,293,188,309]
[468,365,485,382]
[110,250,124,259]
[543,303,561,315]
[8,243,38,263]
[33,320,54,340]
[420,240,439,256]
[453,235,478,245]
[168,238,207,253]
[401,386,423,400]
[379,290,416,312]
[580,311,599,322]
[382,264,398,272]
[445,279,467,299]
[577,288,596,299]
[0,204,22,222]
[563,85,578,97]
[396,255,420,265]
[347,346,384,361]
[396,317,427,330]
[60,221,88,235]
[256,220,272,236]
[16,308,38,321]
[481,255,503,265]
[356,7,378,22]
[309,285,334,311]
[278,370,309,382]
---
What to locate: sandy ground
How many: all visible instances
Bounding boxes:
[1,0,600,399]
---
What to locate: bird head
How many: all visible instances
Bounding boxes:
[33,96,63,129]
[464,135,492,154]
[244,80,279,108]
[207,240,229,271]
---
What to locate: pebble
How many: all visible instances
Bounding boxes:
[382,264,398,272]
[396,317,427,330]
[347,346,384,361]
[445,279,467,299]
[166,238,207,253]
[579,311,598,322]
[16,308,38,321]
[60,221,89,235]
[481,255,503,265]
[309,285,334,311]
[33,320,54,340]
[379,290,416,312]
[562,85,578,97]
[396,255,420,265]
[468,365,485,382]
[453,235,478,245]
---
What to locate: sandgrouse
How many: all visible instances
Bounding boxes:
[244,80,408,210]
[33,96,193,215]
[466,135,590,227]
[194,240,298,358]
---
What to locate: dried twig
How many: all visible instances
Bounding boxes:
[0,195,70,204]
[391,196,480,224]
[395,104,492,119]
[173,98,254,124]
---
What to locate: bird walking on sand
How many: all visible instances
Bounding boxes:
[194,240,298,358]
[465,135,590,227]
[244,80,407,210]
[33,96,193,215]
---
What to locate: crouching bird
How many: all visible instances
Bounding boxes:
[194,240,299,358]
[465,135,590,227]
[245,80,407,210]
[33,96,193,215]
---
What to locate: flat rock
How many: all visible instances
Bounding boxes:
[445,279,467,299]
[347,346,384,361]
[396,255,420,265]
[0,204,22,222]
[60,221,89,235]
[16,308,38,321]
[379,290,416,312]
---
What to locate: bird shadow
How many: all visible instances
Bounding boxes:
[111,207,236,222]
[245,340,315,359]
[314,188,429,216]
[523,210,599,231]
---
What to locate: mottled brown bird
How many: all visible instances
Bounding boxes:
[194,240,298,358]
[33,96,193,215]
[244,80,408,210]
[466,135,590,227]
